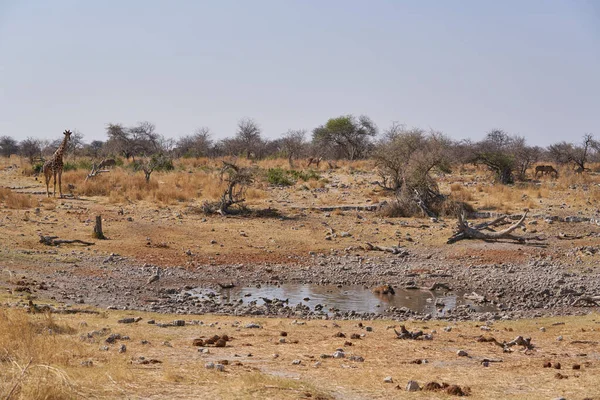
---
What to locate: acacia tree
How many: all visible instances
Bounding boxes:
[473,130,520,184]
[312,115,377,160]
[0,136,19,157]
[105,123,134,160]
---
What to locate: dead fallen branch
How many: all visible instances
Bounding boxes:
[447,211,546,244]
[557,232,584,240]
[477,335,534,351]
[364,243,408,255]
[85,163,111,181]
[571,296,600,307]
[39,234,94,246]
[394,325,430,340]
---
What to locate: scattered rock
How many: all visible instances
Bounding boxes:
[205,362,215,369]
[457,350,468,357]
[554,362,561,370]
[383,376,393,383]
[292,359,302,365]
[333,351,345,359]
[406,380,420,392]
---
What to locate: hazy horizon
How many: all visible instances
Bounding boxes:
[1,1,598,146]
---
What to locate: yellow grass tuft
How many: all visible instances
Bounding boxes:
[0,188,34,209]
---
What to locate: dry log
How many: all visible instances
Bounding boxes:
[557,232,584,240]
[505,336,534,350]
[85,163,111,181]
[394,325,424,340]
[39,234,94,246]
[364,243,408,255]
[447,211,546,244]
[571,296,600,307]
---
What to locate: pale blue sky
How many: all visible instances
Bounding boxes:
[0,1,598,145]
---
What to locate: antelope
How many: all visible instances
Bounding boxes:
[535,165,558,178]
[97,158,117,169]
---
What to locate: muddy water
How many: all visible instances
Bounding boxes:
[190,284,496,315]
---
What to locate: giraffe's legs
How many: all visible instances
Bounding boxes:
[43,164,51,197]
[45,172,50,197]
[53,171,57,197]
[58,170,63,198]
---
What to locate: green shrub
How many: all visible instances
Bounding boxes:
[266,168,294,186]
[32,162,44,174]
[289,169,320,181]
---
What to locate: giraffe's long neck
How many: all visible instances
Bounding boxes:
[54,135,69,162]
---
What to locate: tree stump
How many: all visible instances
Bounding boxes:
[93,215,106,239]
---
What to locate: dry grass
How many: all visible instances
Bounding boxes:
[449,183,474,202]
[0,188,34,209]
[0,304,598,399]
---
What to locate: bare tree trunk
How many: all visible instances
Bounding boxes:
[93,215,106,239]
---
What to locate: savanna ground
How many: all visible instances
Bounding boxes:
[1,155,599,399]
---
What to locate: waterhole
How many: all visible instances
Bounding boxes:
[190,284,496,315]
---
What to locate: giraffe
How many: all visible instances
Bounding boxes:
[43,130,72,198]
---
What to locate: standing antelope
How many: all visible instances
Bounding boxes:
[535,165,558,178]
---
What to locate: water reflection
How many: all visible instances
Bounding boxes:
[190,284,495,315]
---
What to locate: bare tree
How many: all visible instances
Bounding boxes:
[373,123,453,216]
[281,129,307,168]
[176,127,213,158]
[548,134,596,171]
[135,154,174,183]
[85,140,105,158]
[129,121,162,155]
[236,118,264,159]
[0,136,19,158]
[19,137,43,164]
[66,130,85,156]
[105,123,134,160]
[217,161,254,214]
[510,137,542,181]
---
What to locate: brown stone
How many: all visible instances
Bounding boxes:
[192,338,204,346]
